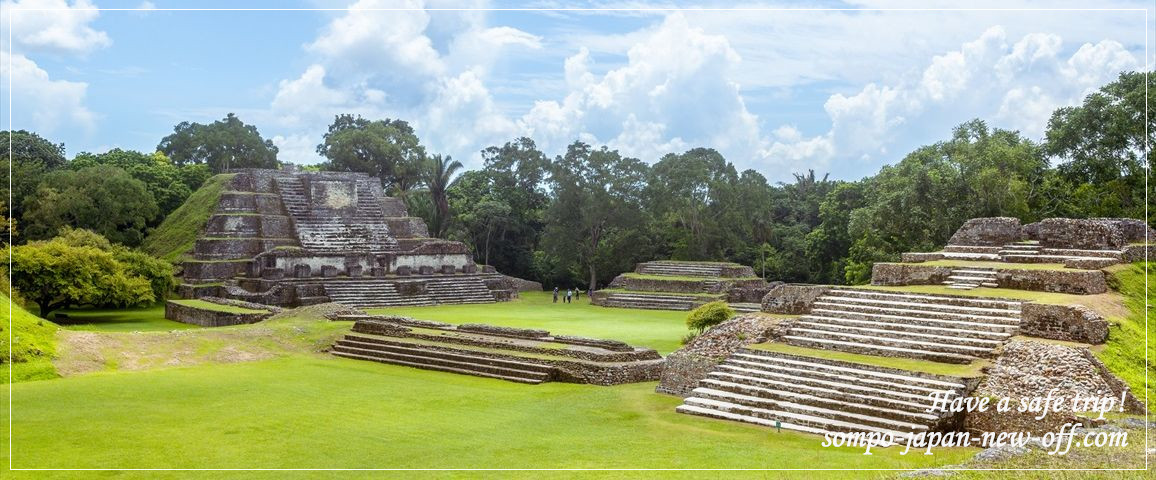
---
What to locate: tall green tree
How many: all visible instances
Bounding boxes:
[157,113,279,173]
[543,142,649,291]
[645,148,740,261]
[71,149,202,218]
[21,165,159,246]
[316,114,426,193]
[423,154,463,239]
[1045,71,1153,222]
[2,130,68,236]
[10,237,155,317]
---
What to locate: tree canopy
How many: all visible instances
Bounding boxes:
[157,113,279,173]
[316,114,426,193]
[22,165,159,246]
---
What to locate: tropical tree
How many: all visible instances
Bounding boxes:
[316,114,426,192]
[10,236,154,317]
[21,165,159,246]
[423,154,463,238]
[1,130,68,232]
[157,113,279,173]
[71,149,202,218]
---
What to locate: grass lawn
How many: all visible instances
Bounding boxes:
[54,303,199,332]
[1,354,977,476]
[368,291,692,354]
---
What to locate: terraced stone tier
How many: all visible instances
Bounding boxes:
[636,261,755,278]
[784,288,1022,364]
[677,348,972,442]
[321,275,503,308]
[591,291,720,311]
[274,175,399,253]
[330,318,663,385]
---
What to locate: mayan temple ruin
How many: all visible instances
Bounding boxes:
[173,168,524,314]
[591,260,771,312]
[663,216,1149,442]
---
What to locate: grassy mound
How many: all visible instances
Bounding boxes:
[1097,262,1154,411]
[1,293,60,382]
[141,173,234,263]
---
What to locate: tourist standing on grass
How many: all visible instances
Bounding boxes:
[553,287,559,303]
[566,288,572,303]
[575,288,581,300]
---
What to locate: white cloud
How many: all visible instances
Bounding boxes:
[1,50,96,133]
[0,0,108,134]
[1,0,110,55]
[762,26,1140,176]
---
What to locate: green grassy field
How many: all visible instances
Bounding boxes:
[141,173,234,263]
[368,291,691,354]
[1,354,977,476]
[54,303,199,333]
[2,293,59,383]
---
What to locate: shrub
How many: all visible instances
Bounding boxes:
[686,301,734,333]
[681,331,700,345]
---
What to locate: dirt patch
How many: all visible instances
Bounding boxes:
[53,314,351,377]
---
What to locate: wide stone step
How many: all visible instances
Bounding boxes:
[793,320,1005,346]
[1041,248,1122,259]
[718,361,939,403]
[337,338,555,375]
[724,354,959,397]
[942,252,1001,260]
[697,378,940,426]
[827,288,1019,310]
[810,308,1019,332]
[811,301,1019,325]
[817,295,1019,316]
[690,387,929,433]
[734,349,966,389]
[787,328,992,357]
[783,336,976,364]
[728,303,761,313]
[332,350,546,384]
[800,315,1009,341]
[946,275,996,282]
[679,398,913,441]
[708,369,933,413]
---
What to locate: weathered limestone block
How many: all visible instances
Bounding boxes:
[965,341,1143,435]
[719,265,757,278]
[418,266,435,275]
[501,275,542,292]
[321,265,339,277]
[995,269,1108,294]
[441,264,456,274]
[760,284,831,314]
[1035,218,1126,249]
[381,197,409,217]
[901,252,945,263]
[347,265,363,277]
[1020,303,1108,344]
[1092,218,1154,244]
[371,266,386,277]
[482,265,497,273]
[181,260,251,281]
[948,217,1023,246]
[655,314,782,396]
[870,263,952,286]
[293,264,311,278]
[458,323,550,339]
[260,268,284,280]
[396,265,412,276]
[462,264,478,274]
[1063,257,1118,269]
[396,281,427,296]
[165,300,271,327]
[1122,244,1154,263]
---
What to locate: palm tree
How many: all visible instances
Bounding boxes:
[424,154,463,238]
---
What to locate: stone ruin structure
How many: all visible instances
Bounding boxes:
[892,217,1152,291]
[661,216,1147,442]
[591,261,774,312]
[174,168,523,311]
[330,314,664,385]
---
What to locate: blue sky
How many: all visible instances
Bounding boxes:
[2,1,1153,182]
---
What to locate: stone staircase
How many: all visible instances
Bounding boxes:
[638,261,727,277]
[274,175,398,253]
[676,349,970,442]
[782,288,1021,364]
[940,245,1001,261]
[322,276,499,308]
[728,303,762,313]
[594,291,711,310]
[942,267,998,290]
[332,334,555,384]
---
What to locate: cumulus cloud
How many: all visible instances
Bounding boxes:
[1,0,108,133]
[762,26,1139,176]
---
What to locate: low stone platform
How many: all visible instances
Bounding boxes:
[592,260,771,311]
[872,262,1109,295]
[329,316,664,385]
[676,348,976,442]
[165,298,274,327]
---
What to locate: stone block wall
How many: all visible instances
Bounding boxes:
[1092,218,1154,244]
[1020,303,1109,344]
[870,263,952,286]
[1033,218,1126,249]
[165,300,272,327]
[947,217,1023,246]
[760,284,831,314]
[994,268,1108,294]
